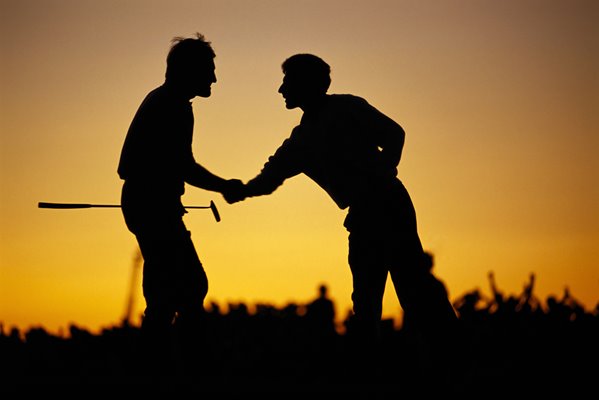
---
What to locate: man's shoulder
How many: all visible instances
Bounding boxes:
[322,95,371,118]
[136,86,166,108]
[144,85,170,103]
[138,85,190,113]
[328,93,368,105]
[326,94,370,114]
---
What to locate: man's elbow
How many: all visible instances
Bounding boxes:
[396,125,405,153]
[395,123,406,142]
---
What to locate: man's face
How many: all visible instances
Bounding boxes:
[189,58,217,98]
[278,73,307,109]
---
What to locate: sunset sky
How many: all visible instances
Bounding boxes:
[1,0,597,336]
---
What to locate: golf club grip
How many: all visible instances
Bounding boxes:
[39,202,94,209]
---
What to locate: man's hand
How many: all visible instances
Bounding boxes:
[222,179,246,204]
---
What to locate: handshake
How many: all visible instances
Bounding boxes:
[221,179,248,204]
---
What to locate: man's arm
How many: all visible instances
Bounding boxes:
[354,97,405,168]
[184,163,244,199]
[224,164,289,204]
[226,129,304,203]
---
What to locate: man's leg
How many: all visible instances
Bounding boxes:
[346,230,389,386]
[137,236,178,379]
[388,245,463,392]
[171,229,210,378]
[139,305,176,376]
[383,180,459,349]
[390,250,458,336]
[347,236,387,344]
[135,219,196,370]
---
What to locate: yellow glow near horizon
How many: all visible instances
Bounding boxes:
[1,0,598,335]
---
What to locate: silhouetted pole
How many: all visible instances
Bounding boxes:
[122,249,142,326]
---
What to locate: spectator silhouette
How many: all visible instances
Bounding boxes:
[117,33,241,381]
[305,283,337,340]
[302,284,339,386]
[224,53,460,387]
[401,251,451,330]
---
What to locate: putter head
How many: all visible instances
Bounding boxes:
[210,200,221,222]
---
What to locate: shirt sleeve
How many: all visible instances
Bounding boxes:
[353,96,405,169]
[245,126,304,197]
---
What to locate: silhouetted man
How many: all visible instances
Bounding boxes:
[225,53,459,379]
[117,33,240,378]
[306,283,337,339]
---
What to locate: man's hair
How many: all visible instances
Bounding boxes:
[282,53,331,94]
[165,33,215,81]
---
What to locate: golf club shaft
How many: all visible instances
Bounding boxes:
[38,200,220,222]
[39,202,207,209]
[39,202,119,209]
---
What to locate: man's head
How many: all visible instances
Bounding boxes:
[165,33,216,98]
[279,54,331,109]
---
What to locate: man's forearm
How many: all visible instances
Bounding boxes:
[244,172,285,198]
[185,164,229,192]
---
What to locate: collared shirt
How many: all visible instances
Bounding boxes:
[245,94,405,209]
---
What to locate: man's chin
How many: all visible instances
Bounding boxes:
[197,88,212,98]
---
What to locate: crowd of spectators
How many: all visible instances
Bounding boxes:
[2,275,597,395]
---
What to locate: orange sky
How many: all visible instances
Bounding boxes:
[1,0,598,335]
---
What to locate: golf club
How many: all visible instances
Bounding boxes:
[38,200,221,222]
